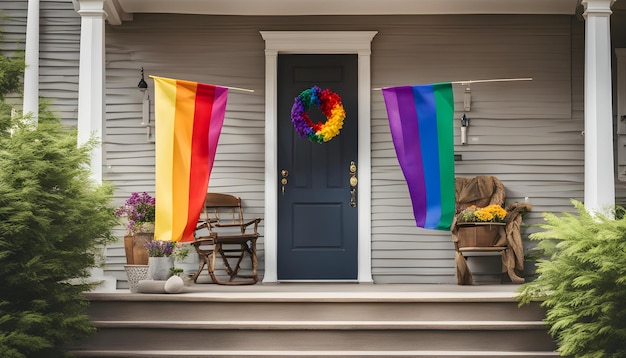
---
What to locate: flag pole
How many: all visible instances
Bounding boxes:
[451,77,533,85]
[220,86,255,93]
[373,77,532,90]
[149,75,254,93]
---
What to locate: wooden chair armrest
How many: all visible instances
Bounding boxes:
[243,218,262,228]
[192,236,216,246]
[505,202,532,224]
[196,218,219,231]
[505,202,532,212]
[195,222,209,231]
[214,223,239,228]
[214,218,262,233]
[458,246,507,252]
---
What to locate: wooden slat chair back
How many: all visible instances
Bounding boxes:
[192,193,261,285]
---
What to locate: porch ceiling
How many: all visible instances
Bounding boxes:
[103,0,581,25]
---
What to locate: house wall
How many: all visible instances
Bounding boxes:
[2,0,616,284]
[103,14,580,284]
[0,0,80,124]
[612,9,626,203]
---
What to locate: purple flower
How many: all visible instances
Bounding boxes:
[144,240,176,257]
[114,192,156,234]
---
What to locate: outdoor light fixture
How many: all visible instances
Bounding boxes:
[137,67,153,142]
[138,67,148,91]
[460,114,469,145]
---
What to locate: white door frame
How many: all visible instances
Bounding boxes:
[260,31,377,283]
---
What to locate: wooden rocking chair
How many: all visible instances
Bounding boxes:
[451,176,531,285]
[191,193,261,285]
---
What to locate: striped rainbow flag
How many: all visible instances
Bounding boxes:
[382,83,455,230]
[153,76,228,242]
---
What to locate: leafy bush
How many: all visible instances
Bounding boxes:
[0,104,118,356]
[0,53,24,100]
[517,200,626,357]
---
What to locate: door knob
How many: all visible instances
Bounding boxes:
[349,161,357,207]
[280,170,288,195]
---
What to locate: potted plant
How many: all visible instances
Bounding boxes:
[145,239,176,280]
[457,204,507,223]
[456,204,507,247]
[170,243,194,286]
[115,192,156,265]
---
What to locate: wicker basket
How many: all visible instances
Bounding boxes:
[456,222,505,248]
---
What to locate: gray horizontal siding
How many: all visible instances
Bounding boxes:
[0,0,80,122]
[1,5,600,284]
[369,15,578,283]
[0,0,27,108]
[39,1,80,124]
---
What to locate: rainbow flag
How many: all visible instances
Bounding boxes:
[153,76,228,242]
[382,83,455,230]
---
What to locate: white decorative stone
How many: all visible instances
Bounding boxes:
[164,275,184,294]
[136,280,166,294]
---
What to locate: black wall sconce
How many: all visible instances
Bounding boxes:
[460,114,469,145]
[137,67,153,142]
[138,67,148,91]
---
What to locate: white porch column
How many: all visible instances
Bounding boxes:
[582,0,617,213]
[76,0,106,184]
[23,0,39,123]
[75,0,116,291]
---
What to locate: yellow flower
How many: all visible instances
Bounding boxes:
[459,204,507,223]
[475,211,494,221]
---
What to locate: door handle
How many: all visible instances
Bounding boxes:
[280,169,289,195]
[349,161,357,207]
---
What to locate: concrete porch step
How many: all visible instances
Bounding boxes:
[91,320,547,330]
[73,325,555,352]
[70,284,557,357]
[85,294,546,323]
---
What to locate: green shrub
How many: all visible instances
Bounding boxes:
[0,104,118,357]
[517,200,626,358]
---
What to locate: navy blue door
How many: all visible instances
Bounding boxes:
[277,54,358,280]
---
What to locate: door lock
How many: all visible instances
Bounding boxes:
[280,169,289,195]
[349,161,357,207]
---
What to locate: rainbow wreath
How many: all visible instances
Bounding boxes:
[290,86,346,143]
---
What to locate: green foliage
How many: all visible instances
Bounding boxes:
[0,104,118,356]
[170,267,184,276]
[517,200,626,358]
[0,44,25,99]
[0,54,24,99]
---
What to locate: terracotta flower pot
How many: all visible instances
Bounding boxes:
[123,233,153,265]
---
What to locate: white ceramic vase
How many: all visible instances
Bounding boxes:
[124,265,149,293]
[147,256,174,281]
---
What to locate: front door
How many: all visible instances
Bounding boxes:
[277,54,358,280]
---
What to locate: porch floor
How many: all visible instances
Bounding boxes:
[88,282,524,302]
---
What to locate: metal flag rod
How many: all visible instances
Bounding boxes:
[373,77,532,90]
[218,85,255,93]
[451,77,533,85]
[148,75,255,93]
